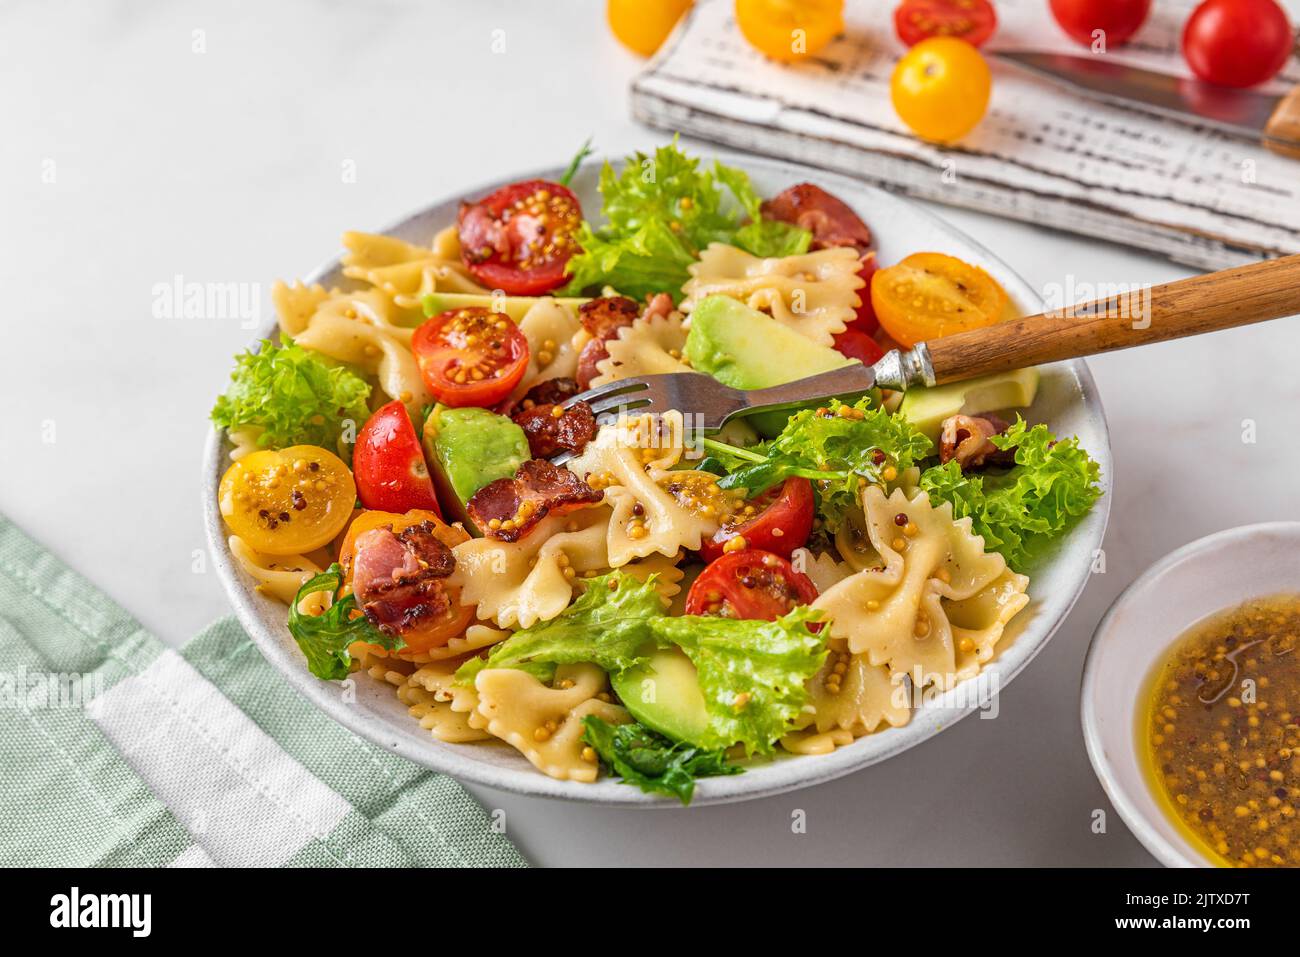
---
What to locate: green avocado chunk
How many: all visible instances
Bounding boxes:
[610,646,713,748]
[422,292,591,323]
[422,406,529,534]
[896,367,1040,442]
[683,295,861,437]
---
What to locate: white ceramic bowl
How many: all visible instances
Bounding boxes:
[1081,522,1300,866]
[203,153,1113,805]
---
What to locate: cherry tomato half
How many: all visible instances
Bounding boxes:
[353,400,442,517]
[871,251,1008,347]
[894,0,997,48]
[685,549,819,620]
[699,477,814,563]
[219,446,356,556]
[734,0,844,63]
[607,0,693,57]
[891,37,991,143]
[412,307,530,409]
[1182,0,1293,89]
[831,327,886,366]
[458,179,582,295]
[1049,0,1150,49]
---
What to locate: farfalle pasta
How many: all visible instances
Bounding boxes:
[681,244,863,347]
[590,313,691,387]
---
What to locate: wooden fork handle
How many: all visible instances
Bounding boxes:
[923,253,1300,385]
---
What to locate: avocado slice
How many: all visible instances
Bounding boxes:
[684,296,861,437]
[897,367,1040,443]
[422,291,591,322]
[421,406,530,534]
[611,646,714,748]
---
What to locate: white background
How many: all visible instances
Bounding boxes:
[4,0,1298,866]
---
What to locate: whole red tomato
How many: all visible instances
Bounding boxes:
[1182,0,1293,89]
[1049,0,1151,48]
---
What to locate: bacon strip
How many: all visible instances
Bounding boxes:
[353,522,456,636]
[512,399,597,459]
[761,183,873,253]
[468,459,602,542]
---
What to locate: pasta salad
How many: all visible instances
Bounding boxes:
[211,142,1102,803]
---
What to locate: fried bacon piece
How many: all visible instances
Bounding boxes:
[516,376,581,410]
[352,522,457,636]
[938,413,1015,472]
[467,459,602,542]
[575,296,640,389]
[760,183,873,253]
[512,399,597,459]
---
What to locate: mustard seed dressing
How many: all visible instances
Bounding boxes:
[1142,594,1300,867]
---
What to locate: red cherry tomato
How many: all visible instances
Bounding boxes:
[1182,0,1293,89]
[685,549,819,620]
[412,307,530,408]
[1049,0,1150,48]
[831,327,886,366]
[457,179,582,295]
[699,478,814,563]
[353,401,442,517]
[894,0,997,48]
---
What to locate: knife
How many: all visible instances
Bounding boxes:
[996,51,1300,158]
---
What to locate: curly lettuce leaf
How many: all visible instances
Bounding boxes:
[287,564,401,680]
[211,339,371,452]
[707,398,933,533]
[454,572,664,686]
[918,418,1102,571]
[560,140,810,301]
[454,571,826,754]
[581,716,741,805]
[649,606,827,756]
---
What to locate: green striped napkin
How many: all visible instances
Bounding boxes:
[0,516,527,868]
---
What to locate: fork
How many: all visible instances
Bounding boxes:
[564,252,1300,434]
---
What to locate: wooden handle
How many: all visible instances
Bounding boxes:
[925,253,1300,385]
[1265,85,1300,159]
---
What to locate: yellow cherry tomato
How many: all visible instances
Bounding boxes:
[735,0,844,63]
[219,446,356,556]
[871,252,1008,346]
[607,0,693,57]
[890,36,990,143]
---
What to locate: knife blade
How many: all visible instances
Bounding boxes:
[995,50,1300,155]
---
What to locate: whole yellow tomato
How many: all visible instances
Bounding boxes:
[608,0,693,57]
[735,0,844,63]
[891,36,991,143]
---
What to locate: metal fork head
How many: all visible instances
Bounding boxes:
[564,372,741,430]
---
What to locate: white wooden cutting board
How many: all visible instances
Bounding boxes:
[631,0,1300,268]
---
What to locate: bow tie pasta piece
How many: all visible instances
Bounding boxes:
[342,230,486,311]
[474,663,631,782]
[567,411,721,566]
[353,622,510,666]
[290,298,431,411]
[227,535,327,613]
[812,486,1028,692]
[680,244,863,347]
[400,660,493,744]
[616,551,687,603]
[792,547,853,594]
[789,639,911,747]
[945,569,1031,677]
[590,312,691,388]
[508,298,583,404]
[449,506,613,629]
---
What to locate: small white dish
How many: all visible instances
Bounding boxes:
[204,153,1113,805]
[1081,522,1300,866]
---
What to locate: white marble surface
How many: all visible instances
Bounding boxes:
[4,1,1298,867]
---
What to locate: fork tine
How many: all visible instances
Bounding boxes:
[589,394,653,419]
[565,377,649,408]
